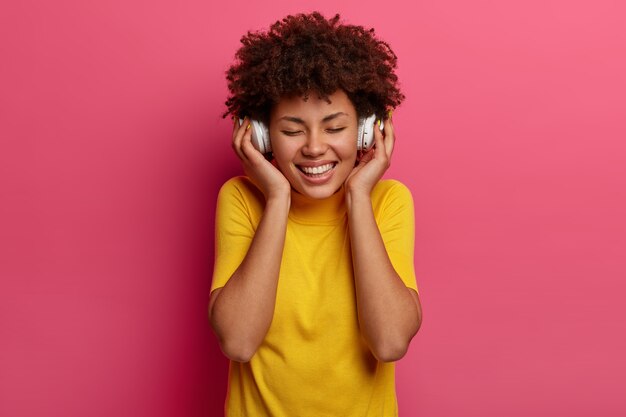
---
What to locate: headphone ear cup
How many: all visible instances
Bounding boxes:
[357,117,365,151]
[250,120,272,154]
[358,114,377,151]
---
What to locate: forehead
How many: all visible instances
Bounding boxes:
[271,90,356,120]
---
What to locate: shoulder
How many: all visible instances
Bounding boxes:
[217,176,265,217]
[371,179,415,230]
[218,176,263,201]
[371,179,413,206]
[219,176,256,194]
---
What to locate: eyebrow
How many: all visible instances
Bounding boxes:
[279,112,349,125]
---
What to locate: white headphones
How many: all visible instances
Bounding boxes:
[239,114,384,155]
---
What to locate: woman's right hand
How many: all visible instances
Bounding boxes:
[232,117,291,200]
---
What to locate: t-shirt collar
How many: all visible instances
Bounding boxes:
[288,185,347,223]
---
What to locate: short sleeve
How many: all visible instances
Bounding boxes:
[371,180,419,293]
[211,177,263,292]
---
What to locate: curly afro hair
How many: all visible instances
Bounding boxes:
[224,12,404,123]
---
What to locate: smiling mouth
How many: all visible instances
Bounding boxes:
[297,162,337,177]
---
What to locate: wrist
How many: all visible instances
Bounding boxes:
[345,186,371,212]
[265,190,291,209]
[345,184,371,200]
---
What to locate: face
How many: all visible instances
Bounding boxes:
[269,90,358,200]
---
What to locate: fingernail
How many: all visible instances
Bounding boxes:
[377,119,381,127]
[388,110,393,120]
[246,124,251,130]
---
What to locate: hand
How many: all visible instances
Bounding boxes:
[345,115,395,196]
[232,117,291,200]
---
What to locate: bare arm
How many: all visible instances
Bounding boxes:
[345,116,422,362]
[346,190,422,362]
[209,118,291,362]
[209,195,289,362]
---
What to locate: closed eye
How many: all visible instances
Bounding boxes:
[326,127,346,133]
[281,130,303,136]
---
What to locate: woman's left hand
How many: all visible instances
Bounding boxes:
[345,115,395,195]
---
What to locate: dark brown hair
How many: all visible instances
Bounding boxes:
[224,12,404,122]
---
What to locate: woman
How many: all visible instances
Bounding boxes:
[209,12,422,416]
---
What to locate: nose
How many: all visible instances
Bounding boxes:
[301,130,328,157]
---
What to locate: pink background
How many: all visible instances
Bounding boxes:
[1,0,625,416]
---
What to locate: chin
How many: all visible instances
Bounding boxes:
[293,183,344,200]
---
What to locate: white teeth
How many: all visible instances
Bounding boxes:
[300,163,334,175]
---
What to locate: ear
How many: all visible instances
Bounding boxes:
[355,148,375,166]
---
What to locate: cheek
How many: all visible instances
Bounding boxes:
[270,146,295,173]
[337,136,358,159]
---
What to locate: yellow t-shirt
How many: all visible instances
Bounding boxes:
[212,176,418,417]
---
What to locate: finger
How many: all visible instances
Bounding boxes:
[232,117,249,161]
[382,113,395,158]
[373,119,386,159]
[240,123,265,164]
[231,115,243,141]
